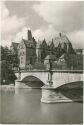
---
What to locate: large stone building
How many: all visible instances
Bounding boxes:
[11,29,76,69]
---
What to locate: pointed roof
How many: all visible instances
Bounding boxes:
[20,37,36,48]
[53,33,71,47]
[49,39,55,50]
[41,39,48,48]
[21,39,32,48]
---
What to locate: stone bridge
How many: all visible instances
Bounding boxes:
[15,70,83,88]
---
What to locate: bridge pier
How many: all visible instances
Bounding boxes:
[41,61,72,103]
[15,67,83,103]
[15,80,32,89]
[41,85,72,103]
[15,80,21,88]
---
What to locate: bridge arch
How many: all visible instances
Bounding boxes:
[55,81,83,101]
[56,81,83,89]
[15,70,83,89]
[21,75,45,88]
[20,71,48,86]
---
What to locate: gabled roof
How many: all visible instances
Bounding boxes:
[41,39,47,48]
[49,40,55,50]
[53,34,71,47]
[20,38,35,48]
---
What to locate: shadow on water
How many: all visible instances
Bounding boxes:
[21,76,83,103]
[21,75,44,88]
[56,81,83,103]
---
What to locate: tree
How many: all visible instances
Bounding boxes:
[1,46,17,85]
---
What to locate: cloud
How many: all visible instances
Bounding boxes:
[13,24,57,44]
[1,0,9,19]
[1,1,27,46]
[33,1,84,32]
[33,25,58,42]
[1,1,84,49]
[13,24,84,49]
[33,1,84,49]
[33,27,84,49]
[14,27,30,42]
[2,15,26,34]
[67,30,84,49]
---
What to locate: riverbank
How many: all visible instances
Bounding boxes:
[0,84,32,90]
[0,84,15,90]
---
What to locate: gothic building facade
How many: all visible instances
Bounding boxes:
[12,29,75,69]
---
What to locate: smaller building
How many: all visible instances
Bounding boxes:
[44,54,56,70]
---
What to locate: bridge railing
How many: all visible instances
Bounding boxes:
[14,68,83,74]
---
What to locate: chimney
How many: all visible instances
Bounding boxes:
[28,30,32,40]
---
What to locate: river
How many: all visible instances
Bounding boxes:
[0,88,83,124]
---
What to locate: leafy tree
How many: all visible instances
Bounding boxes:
[1,46,17,85]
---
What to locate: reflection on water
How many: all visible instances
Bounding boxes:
[0,89,83,124]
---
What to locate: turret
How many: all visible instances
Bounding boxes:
[36,40,42,63]
[28,30,32,40]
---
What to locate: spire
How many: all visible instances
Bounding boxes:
[28,30,32,40]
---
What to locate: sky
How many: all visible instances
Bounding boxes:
[1,0,84,49]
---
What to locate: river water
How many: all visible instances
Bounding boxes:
[0,88,83,124]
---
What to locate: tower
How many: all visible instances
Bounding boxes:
[28,30,32,40]
[36,40,42,63]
